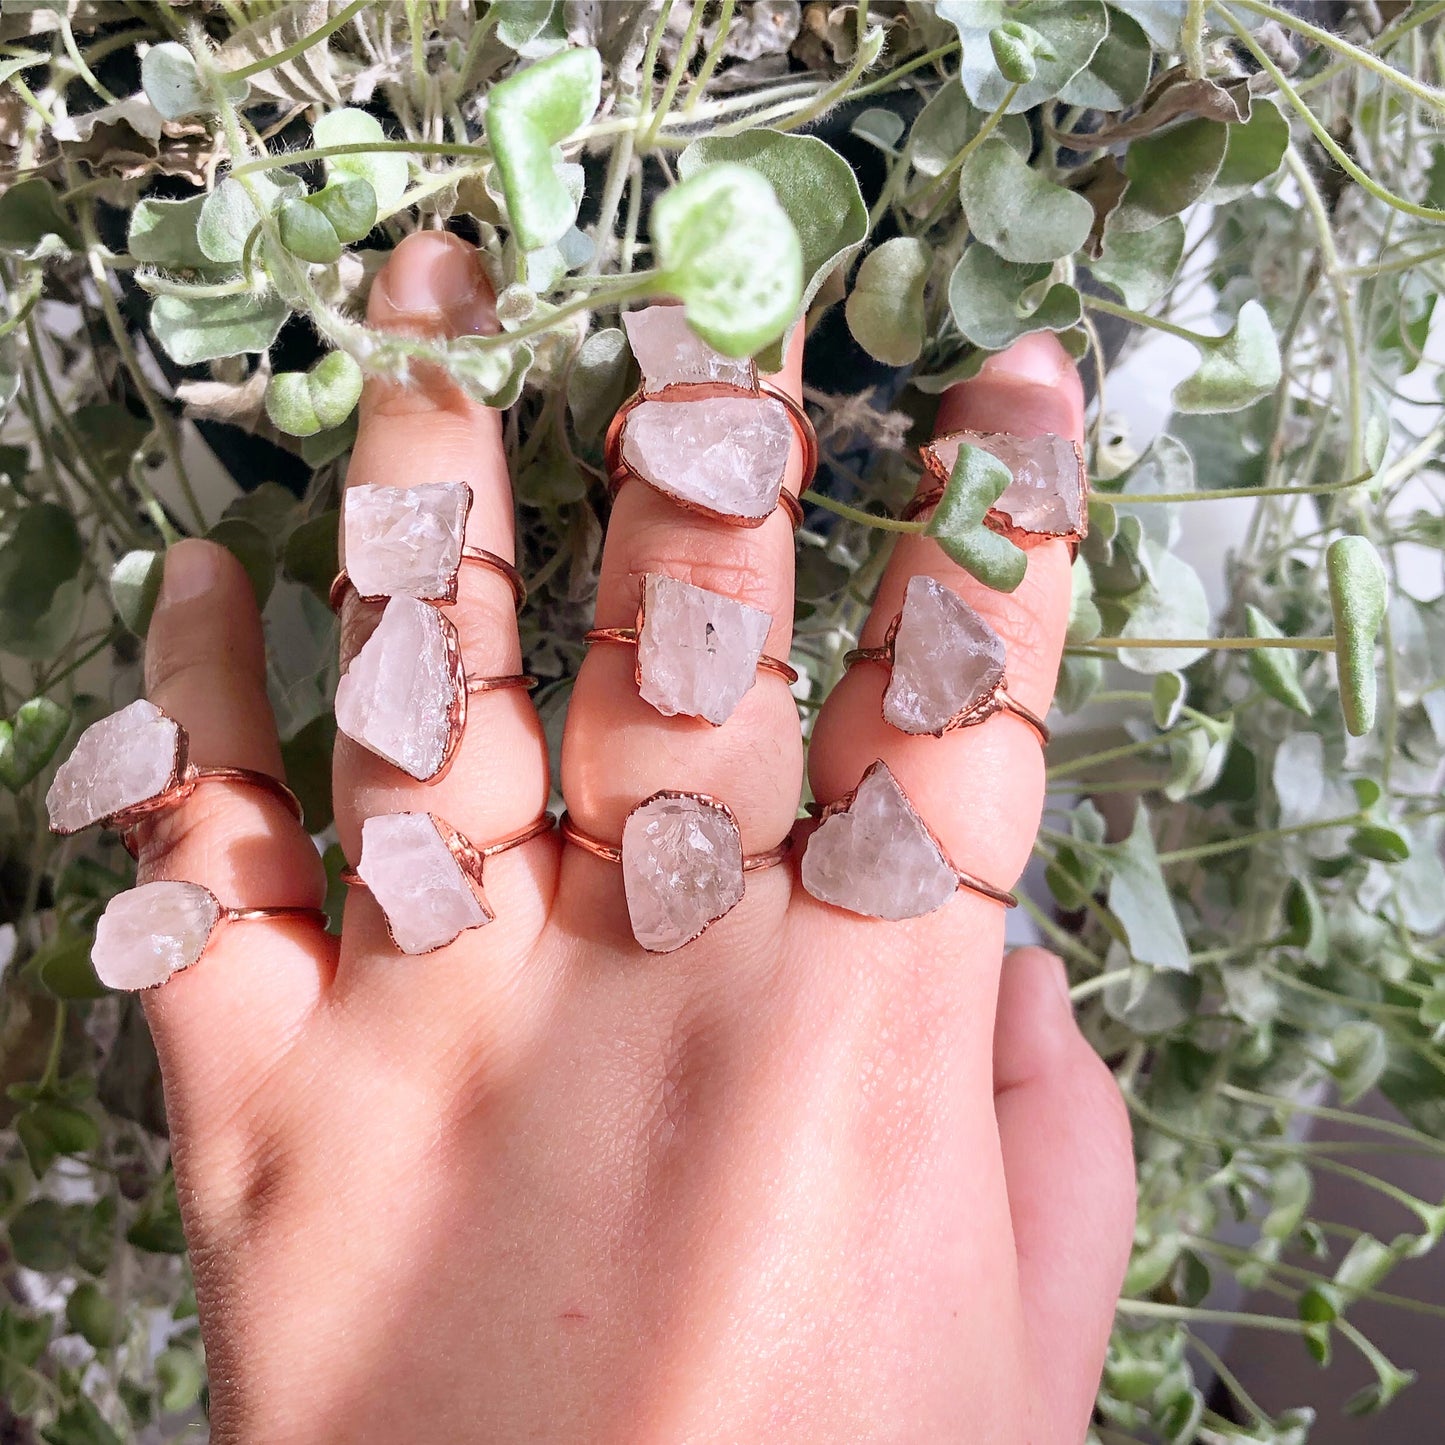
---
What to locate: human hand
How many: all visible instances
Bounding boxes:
[135,232,1134,1444]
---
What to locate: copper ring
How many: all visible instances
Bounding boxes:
[559,808,794,873]
[223,905,330,925]
[585,627,799,686]
[328,546,526,613]
[339,812,555,891]
[602,379,815,530]
[466,673,538,696]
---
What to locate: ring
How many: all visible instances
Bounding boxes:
[91,879,326,991]
[330,481,527,611]
[341,810,554,954]
[584,572,797,727]
[561,793,793,953]
[334,595,536,783]
[46,699,303,838]
[906,429,1088,554]
[603,305,816,530]
[801,760,1017,918]
[842,576,1049,744]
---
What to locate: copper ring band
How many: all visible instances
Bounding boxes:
[340,812,555,888]
[559,810,794,872]
[603,380,815,531]
[585,627,799,686]
[328,547,527,614]
[116,767,306,858]
[951,870,1019,910]
[842,646,1050,746]
[465,673,538,695]
[223,905,330,925]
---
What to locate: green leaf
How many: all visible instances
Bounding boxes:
[1327,535,1388,736]
[1212,99,1290,201]
[41,1397,125,1445]
[948,245,1082,350]
[1109,0,1187,47]
[851,107,905,152]
[652,164,803,358]
[0,696,69,790]
[0,178,77,258]
[282,510,340,601]
[0,503,83,659]
[1329,1021,1389,1104]
[1114,544,1211,673]
[1091,215,1185,310]
[266,351,364,437]
[943,0,1109,114]
[1152,672,1186,729]
[32,930,107,1000]
[1116,118,1230,232]
[493,0,556,50]
[280,712,335,832]
[310,177,378,244]
[197,173,298,266]
[487,48,601,250]
[909,79,1031,179]
[1245,605,1312,714]
[568,326,630,441]
[10,1197,74,1270]
[988,23,1049,86]
[677,130,867,368]
[1058,9,1152,109]
[959,139,1094,264]
[205,518,276,606]
[1173,300,1282,414]
[151,289,289,366]
[141,40,245,120]
[845,238,931,365]
[277,196,342,264]
[1107,803,1191,973]
[314,108,410,214]
[1350,823,1410,864]
[155,1344,205,1413]
[126,1173,187,1254]
[127,194,210,270]
[110,550,165,635]
[65,1282,119,1350]
[923,444,1028,592]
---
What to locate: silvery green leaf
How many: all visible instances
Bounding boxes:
[0,697,69,791]
[1330,1022,1389,1106]
[1109,0,1187,47]
[1058,9,1151,109]
[1153,672,1186,729]
[309,178,377,244]
[1245,605,1313,715]
[1055,653,1104,712]
[851,107,905,152]
[1211,99,1290,201]
[908,80,1030,179]
[1173,301,1282,413]
[141,41,247,120]
[1164,714,1230,800]
[1107,803,1191,972]
[942,0,1108,114]
[265,351,362,437]
[1114,432,1192,547]
[1104,964,1199,1033]
[845,238,930,365]
[1328,535,1388,735]
[128,195,210,269]
[1115,118,1229,232]
[567,326,630,441]
[959,139,1094,264]
[110,549,165,635]
[948,246,1082,350]
[1067,554,1102,643]
[314,108,410,213]
[923,444,1028,592]
[151,289,289,365]
[1115,543,1211,672]
[0,179,77,258]
[198,173,301,265]
[277,197,342,264]
[1090,215,1185,310]
[493,0,556,49]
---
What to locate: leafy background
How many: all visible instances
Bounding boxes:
[1,1,1444,1441]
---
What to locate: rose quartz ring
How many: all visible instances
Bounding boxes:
[328,481,525,612]
[801,760,1016,919]
[561,793,792,953]
[343,810,554,954]
[844,576,1049,744]
[92,880,325,991]
[46,699,303,839]
[603,306,816,529]
[906,430,1088,554]
[585,573,797,727]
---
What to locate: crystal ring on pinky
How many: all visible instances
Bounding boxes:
[844,576,1050,745]
[46,699,303,839]
[561,794,793,954]
[92,880,327,991]
[341,811,555,954]
[801,760,1017,919]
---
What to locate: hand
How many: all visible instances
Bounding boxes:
[136,233,1135,1444]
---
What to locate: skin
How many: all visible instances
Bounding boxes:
[135,233,1135,1444]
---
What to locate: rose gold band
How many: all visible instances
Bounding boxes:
[585,627,799,686]
[465,673,538,696]
[106,764,304,833]
[559,808,794,872]
[223,905,330,925]
[603,380,815,530]
[340,812,555,889]
[950,871,1019,909]
[328,546,527,613]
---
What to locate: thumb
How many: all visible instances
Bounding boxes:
[994,947,1136,1439]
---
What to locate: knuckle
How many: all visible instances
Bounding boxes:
[615,513,790,619]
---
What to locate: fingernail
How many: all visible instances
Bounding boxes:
[979,332,1071,388]
[373,232,494,334]
[158,539,222,609]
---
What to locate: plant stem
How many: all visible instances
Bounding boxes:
[225,0,370,80]
[642,0,708,150]
[1115,1300,1312,1335]
[800,490,925,533]
[683,0,735,114]
[1156,813,1362,864]
[1076,635,1335,652]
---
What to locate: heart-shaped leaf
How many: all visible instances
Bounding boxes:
[277,196,341,264]
[1172,300,1282,414]
[127,194,209,270]
[948,245,1082,350]
[1245,605,1313,715]
[846,237,931,365]
[152,290,289,366]
[1091,215,1185,310]
[923,444,1028,592]
[265,350,364,437]
[141,41,247,120]
[0,179,77,258]
[1058,9,1152,109]
[205,518,276,606]
[960,139,1094,264]
[0,697,69,791]
[1115,544,1211,673]
[1116,117,1229,232]
[110,549,165,635]
[197,172,301,265]
[310,178,377,244]
[1211,99,1290,201]
[1327,535,1388,736]
[1106,803,1191,973]
[313,108,410,214]
[943,0,1108,114]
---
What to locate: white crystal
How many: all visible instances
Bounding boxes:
[92,881,220,990]
[46,699,181,834]
[358,812,490,955]
[636,574,772,726]
[344,481,470,601]
[925,431,1084,536]
[622,395,791,521]
[622,794,745,952]
[801,761,958,921]
[623,305,754,391]
[884,576,1006,735]
[335,596,457,781]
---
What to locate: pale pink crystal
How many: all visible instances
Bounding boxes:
[884,576,1005,735]
[344,481,470,601]
[636,573,772,725]
[358,812,490,955]
[621,395,791,521]
[334,595,457,781]
[46,699,181,834]
[622,793,744,952]
[801,761,958,920]
[925,431,1084,536]
[92,881,220,990]
[622,305,754,391]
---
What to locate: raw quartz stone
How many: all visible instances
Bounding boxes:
[926,430,1084,537]
[46,698,181,834]
[622,305,754,391]
[92,881,220,990]
[334,595,457,781]
[884,576,1006,735]
[801,761,958,921]
[358,812,491,955]
[637,573,772,725]
[622,793,745,953]
[621,395,791,522]
[344,481,470,601]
